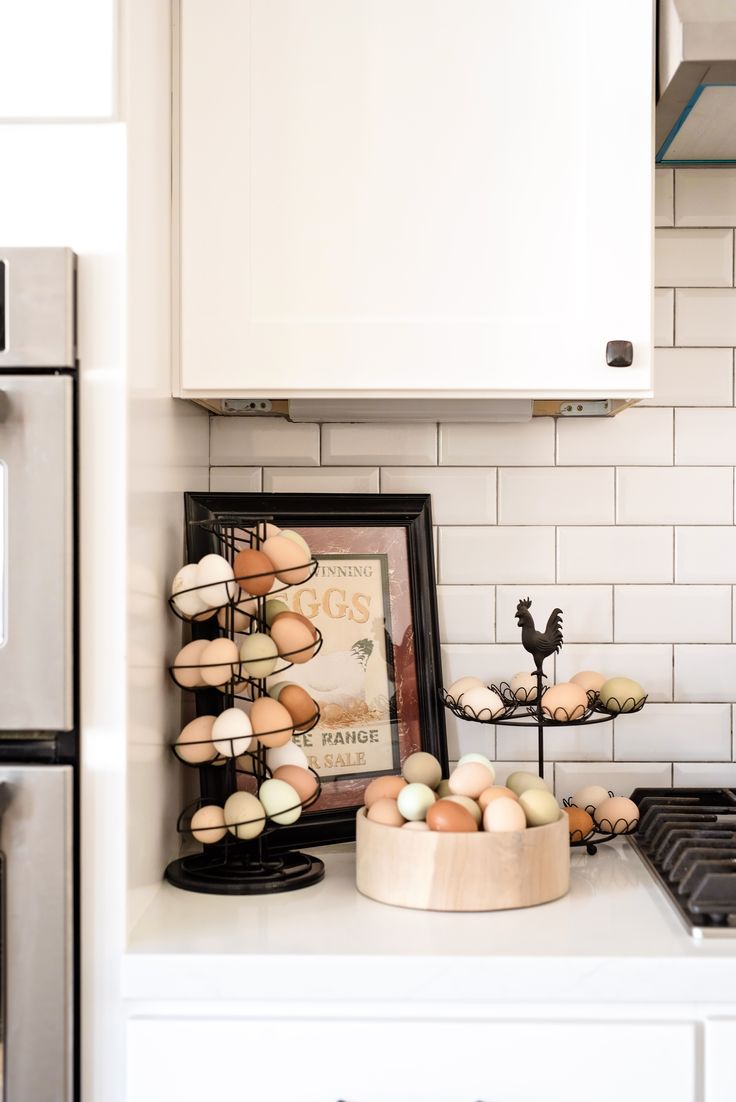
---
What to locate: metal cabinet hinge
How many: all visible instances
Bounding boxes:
[558,400,612,417]
[221,399,274,414]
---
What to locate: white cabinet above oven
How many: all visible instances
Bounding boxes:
[174,0,653,402]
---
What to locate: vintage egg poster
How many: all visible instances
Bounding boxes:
[268,525,422,810]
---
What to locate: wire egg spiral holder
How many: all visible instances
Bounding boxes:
[440,599,647,856]
[165,515,328,895]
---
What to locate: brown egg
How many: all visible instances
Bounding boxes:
[366,798,406,827]
[478,785,519,811]
[277,684,318,729]
[564,805,594,839]
[541,682,588,722]
[171,639,210,688]
[364,775,408,808]
[233,548,276,597]
[270,617,319,664]
[200,638,240,687]
[174,715,218,764]
[426,799,478,833]
[250,697,294,748]
[271,610,319,641]
[262,534,313,585]
[273,764,318,804]
[594,795,639,834]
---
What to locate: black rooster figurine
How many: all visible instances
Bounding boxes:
[515,598,563,680]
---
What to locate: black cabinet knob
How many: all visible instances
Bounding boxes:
[606,340,633,367]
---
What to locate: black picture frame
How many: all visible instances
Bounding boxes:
[183,491,448,849]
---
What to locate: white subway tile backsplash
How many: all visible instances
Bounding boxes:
[558,527,673,584]
[381,467,495,524]
[614,585,731,643]
[640,348,733,407]
[676,527,736,583]
[496,586,612,643]
[496,722,611,762]
[439,419,555,466]
[675,645,736,702]
[556,408,672,466]
[617,467,733,524]
[655,169,674,227]
[499,468,614,525]
[437,585,494,644]
[676,169,736,227]
[439,526,556,584]
[676,288,736,346]
[614,704,731,762]
[209,467,262,492]
[441,643,531,688]
[673,762,736,787]
[263,467,379,493]
[655,228,733,287]
[211,418,320,466]
[655,288,674,346]
[322,422,436,466]
[556,644,674,701]
[554,761,672,800]
[676,409,736,465]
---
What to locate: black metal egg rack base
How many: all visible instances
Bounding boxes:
[165,512,327,895]
[441,599,646,855]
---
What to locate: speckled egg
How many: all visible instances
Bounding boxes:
[510,671,539,701]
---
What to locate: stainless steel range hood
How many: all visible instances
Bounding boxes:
[657,0,736,165]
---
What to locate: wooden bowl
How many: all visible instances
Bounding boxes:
[355,807,570,912]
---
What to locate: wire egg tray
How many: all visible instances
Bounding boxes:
[440,683,648,727]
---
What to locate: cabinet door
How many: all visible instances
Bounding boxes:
[128,1016,694,1102]
[177,0,652,399]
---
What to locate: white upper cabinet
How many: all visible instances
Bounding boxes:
[176,0,653,400]
[0,0,116,118]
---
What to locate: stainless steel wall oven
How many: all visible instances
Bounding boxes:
[0,247,76,1101]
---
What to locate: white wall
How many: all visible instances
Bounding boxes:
[209,167,736,799]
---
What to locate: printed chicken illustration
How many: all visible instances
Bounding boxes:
[515,598,563,677]
[275,638,374,706]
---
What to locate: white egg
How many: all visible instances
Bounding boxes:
[571,784,610,812]
[212,707,254,757]
[266,740,310,772]
[171,563,208,618]
[510,670,539,701]
[196,554,238,608]
[446,676,484,701]
[460,685,504,719]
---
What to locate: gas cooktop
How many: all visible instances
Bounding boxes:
[629,787,736,939]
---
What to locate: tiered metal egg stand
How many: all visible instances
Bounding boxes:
[166,516,326,894]
[441,601,647,855]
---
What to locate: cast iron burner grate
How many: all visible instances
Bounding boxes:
[628,788,736,938]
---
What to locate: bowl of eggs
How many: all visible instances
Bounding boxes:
[355,752,570,912]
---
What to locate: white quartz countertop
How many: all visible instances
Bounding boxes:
[124,840,736,1005]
